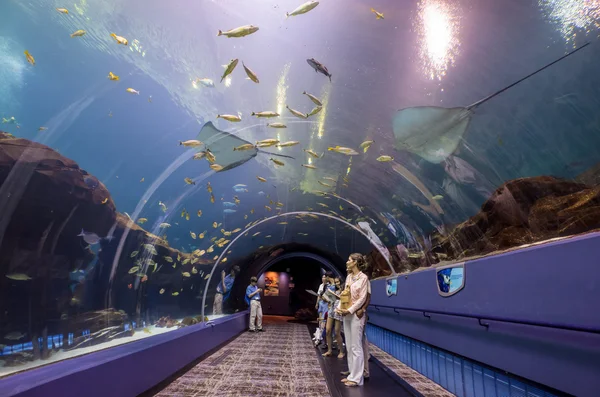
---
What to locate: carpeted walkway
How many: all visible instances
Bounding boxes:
[154,321,330,397]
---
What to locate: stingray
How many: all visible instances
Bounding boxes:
[392,43,590,164]
[196,121,293,171]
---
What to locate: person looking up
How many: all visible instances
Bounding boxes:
[213,265,240,315]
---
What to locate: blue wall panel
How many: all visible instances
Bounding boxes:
[367,324,560,397]
[367,232,600,396]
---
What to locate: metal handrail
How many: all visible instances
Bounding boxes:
[369,304,600,334]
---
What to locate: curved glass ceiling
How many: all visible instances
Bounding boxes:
[1,0,599,276]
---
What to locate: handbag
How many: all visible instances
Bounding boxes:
[339,285,351,310]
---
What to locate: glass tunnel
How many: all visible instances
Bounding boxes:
[1,0,599,395]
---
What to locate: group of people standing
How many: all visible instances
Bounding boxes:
[212,253,371,388]
[315,253,371,388]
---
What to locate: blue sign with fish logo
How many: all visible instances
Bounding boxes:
[436,263,465,297]
[385,276,398,297]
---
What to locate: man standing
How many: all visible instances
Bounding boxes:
[213,265,240,315]
[245,276,264,332]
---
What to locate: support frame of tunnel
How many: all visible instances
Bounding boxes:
[200,210,397,320]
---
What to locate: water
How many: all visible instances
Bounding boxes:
[1,0,599,378]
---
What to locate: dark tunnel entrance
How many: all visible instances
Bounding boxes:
[258,254,341,317]
[217,248,345,319]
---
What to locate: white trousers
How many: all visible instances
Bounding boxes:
[213,293,223,315]
[249,300,263,330]
[343,313,366,385]
[363,329,370,377]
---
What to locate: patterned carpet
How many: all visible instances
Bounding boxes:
[369,344,456,397]
[154,321,330,397]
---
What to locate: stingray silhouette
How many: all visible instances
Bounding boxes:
[196,121,294,172]
[393,43,590,164]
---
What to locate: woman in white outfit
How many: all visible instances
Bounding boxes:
[337,253,369,387]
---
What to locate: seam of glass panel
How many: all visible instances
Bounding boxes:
[200,210,398,318]
[365,323,561,397]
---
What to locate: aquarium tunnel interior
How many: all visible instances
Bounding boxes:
[1,0,600,396]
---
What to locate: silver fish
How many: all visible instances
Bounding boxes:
[78,229,101,245]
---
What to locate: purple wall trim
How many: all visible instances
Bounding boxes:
[0,312,249,397]
[368,232,600,397]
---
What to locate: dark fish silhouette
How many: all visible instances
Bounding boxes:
[307,58,332,81]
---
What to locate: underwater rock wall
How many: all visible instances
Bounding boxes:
[0,131,118,351]
[0,132,206,361]
[430,176,600,262]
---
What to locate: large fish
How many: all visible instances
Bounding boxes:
[307,58,332,81]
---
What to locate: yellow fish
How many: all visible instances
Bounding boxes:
[56,7,69,14]
[267,123,287,129]
[303,149,320,158]
[217,25,259,38]
[182,272,191,277]
[217,114,242,122]
[213,222,218,228]
[24,50,35,66]
[192,267,198,274]
[276,141,300,148]
[210,194,215,203]
[108,72,119,81]
[234,143,255,151]
[256,139,279,147]
[286,105,308,119]
[376,155,394,162]
[110,33,128,45]
[159,288,165,294]
[252,232,261,237]
[210,164,224,171]
[270,158,285,166]
[207,245,214,253]
[328,146,359,156]
[370,8,384,19]
[265,205,272,211]
[257,176,267,182]
[199,231,207,239]
[172,292,179,296]
[252,111,280,118]
[184,177,195,185]
[190,231,197,239]
[222,258,228,263]
[302,164,317,169]
[126,88,140,95]
[140,177,145,182]
[220,58,239,82]
[243,62,260,83]
[250,209,255,214]
[101,198,109,204]
[232,228,241,233]
[207,182,213,193]
[180,140,203,147]
[307,106,323,117]
[360,140,374,153]
[244,214,248,219]
[70,30,86,38]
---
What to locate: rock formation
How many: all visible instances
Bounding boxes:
[430,176,600,262]
[0,132,210,360]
